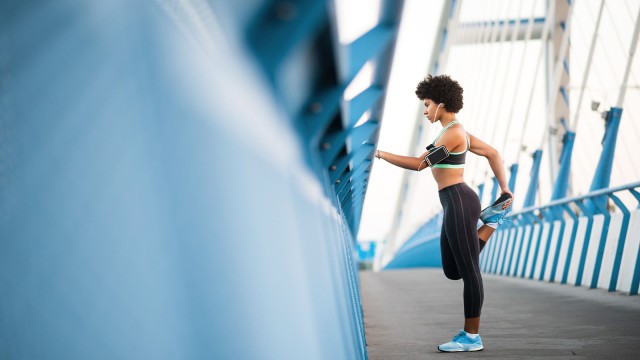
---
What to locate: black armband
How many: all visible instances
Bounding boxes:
[422,145,450,167]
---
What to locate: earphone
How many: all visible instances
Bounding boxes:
[433,103,444,122]
[418,103,446,171]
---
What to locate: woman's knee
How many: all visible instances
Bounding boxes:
[443,268,462,280]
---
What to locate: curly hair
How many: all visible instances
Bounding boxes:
[415,74,464,113]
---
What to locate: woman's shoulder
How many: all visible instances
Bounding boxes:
[445,123,467,136]
[435,124,467,148]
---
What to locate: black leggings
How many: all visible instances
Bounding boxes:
[438,182,483,318]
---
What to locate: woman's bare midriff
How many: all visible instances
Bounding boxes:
[432,167,465,190]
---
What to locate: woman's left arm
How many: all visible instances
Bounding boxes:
[377,150,430,171]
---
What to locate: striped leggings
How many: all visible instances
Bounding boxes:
[438,182,483,318]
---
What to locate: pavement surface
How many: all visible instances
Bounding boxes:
[360,268,640,359]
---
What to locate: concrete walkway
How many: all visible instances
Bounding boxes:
[360,268,640,359]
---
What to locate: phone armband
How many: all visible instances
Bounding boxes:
[423,145,450,167]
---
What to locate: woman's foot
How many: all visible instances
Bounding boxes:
[479,193,513,229]
[437,330,484,352]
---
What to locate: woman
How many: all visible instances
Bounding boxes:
[375,74,513,352]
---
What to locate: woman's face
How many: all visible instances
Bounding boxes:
[423,98,440,123]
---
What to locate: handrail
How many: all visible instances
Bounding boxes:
[509,180,640,216]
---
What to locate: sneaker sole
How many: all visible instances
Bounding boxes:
[481,200,511,214]
[437,346,484,352]
[481,194,513,214]
[480,203,511,222]
[492,193,512,206]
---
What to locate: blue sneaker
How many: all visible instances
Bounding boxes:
[437,331,483,352]
[479,194,513,228]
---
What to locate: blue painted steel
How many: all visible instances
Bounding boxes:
[385,235,443,269]
[499,226,515,275]
[551,130,576,219]
[506,222,524,275]
[384,213,443,269]
[632,246,640,295]
[396,215,442,254]
[342,185,367,211]
[330,144,374,184]
[302,87,344,147]
[508,163,519,194]
[524,150,544,207]
[489,176,500,204]
[520,213,542,278]
[488,230,502,273]
[560,86,570,105]
[490,177,500,204]
[351,120,380,151]
[607,194,631,291]
[537,221,556,280]
[322,129,350,167]
[510,215,531,276]
[394,176,640,296]
[485,229,499,272]
[573,200,595,287]
[484,231,497,271]
[486,231,496,272]
[477,183,485,206]
[630,189,640,208]
[348,87,383,127]
[498,228,513,274]
[347,26,395,82]
[336,210,368,358]
[538,206,562,280]
[461,17,547,28]
[497,228,508,274]
[588,107,623,212]
[589,197,612,289]
[338,158,371,190]
[487,229,501,272]
[492,230,508,273]
[249,0,325,73]
[527,218,547,279]
[560,204,580,284]
[0,0,402,358]
[513,182,640,216]
[548,212,567,282]
[503,182,640,287]
[357,241,377,262]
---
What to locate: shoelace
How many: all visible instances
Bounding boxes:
[497,212,513,225]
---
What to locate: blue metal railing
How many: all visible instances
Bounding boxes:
[485,181,640,294]
[386,181,640,295]
[0,0,405,358]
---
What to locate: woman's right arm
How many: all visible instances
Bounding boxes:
[378,150,430,171]
[468,133,514,200]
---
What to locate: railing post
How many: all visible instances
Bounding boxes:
[574,200,595,287]
[519,212,542,278]
[558,203,579,284]
[607,194,631,292]
[524,150,543,207]
[508,163,519,193]
[588,107,623,212]
[550,128,576,218]
[491,177,500,204]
